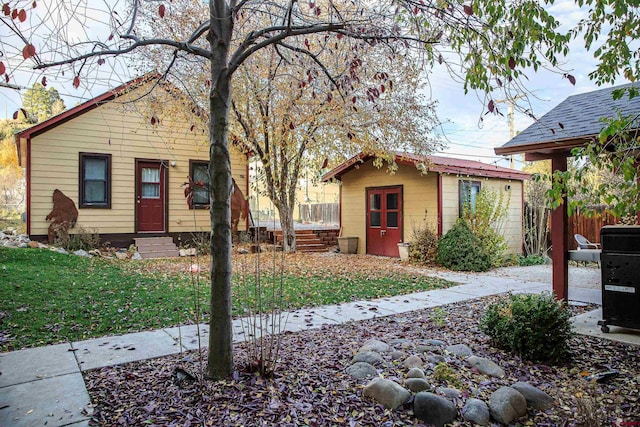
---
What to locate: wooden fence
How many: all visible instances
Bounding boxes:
[568,209,621,250]
[299,203,339,225]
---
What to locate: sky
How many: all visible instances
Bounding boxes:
[0,0,632,170]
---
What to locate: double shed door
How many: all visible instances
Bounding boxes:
[366,186,403,257]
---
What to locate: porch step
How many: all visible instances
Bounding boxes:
[134,237,179,259]
[273,230,329,253]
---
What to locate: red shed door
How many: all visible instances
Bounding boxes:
[366,186,402,257]
[136,161,165,232]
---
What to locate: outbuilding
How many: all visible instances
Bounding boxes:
[322,152,529,257]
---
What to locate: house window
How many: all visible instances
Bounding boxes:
[459,180,481,216]
[189,160,209,208]
[79,153,111,208]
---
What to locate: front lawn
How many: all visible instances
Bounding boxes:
[0,248,453,351]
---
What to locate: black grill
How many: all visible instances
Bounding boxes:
[598,226,640,333]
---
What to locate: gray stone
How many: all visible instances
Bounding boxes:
[426,339,447,347]
[462,398,490,426]
[388,338,411,347]
[405,378,432,392]
[74,249,90,257]
[446,343,473,357]
[416,345,442,354]
[437,387,461,400]
[179,248,197,256]
[413,392,457,427]
[427,354,447,365]
[406,367,426,379]
[362,378,410,410]
[237,247,250,254]
[352,351,384,366]
[18,242,28,248]
[389,351,406,360]
[403,354,423,369]
[511,382,554,409]
[359,339,391,353]
[489,386,527,424]
[131,252,143,260]
[467,355,505,378]
[346,362,378,379]
[115,251,128,260]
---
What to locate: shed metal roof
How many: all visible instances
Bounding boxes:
[322,152,530,182]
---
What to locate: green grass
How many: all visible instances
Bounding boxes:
[0,247,453,351]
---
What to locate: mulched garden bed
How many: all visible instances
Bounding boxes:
[84,295,638,426]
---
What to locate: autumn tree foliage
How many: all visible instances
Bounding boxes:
[130,1,440,252]
[2,0,618,379]
[0,119,25,215]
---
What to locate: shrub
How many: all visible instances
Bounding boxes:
[408,222,438,265]
[462,188,510,268]
[479,293,573,363]
[432,362,462,389]
[64,226,101,251]
[518,254,546,266]
[435,219,491,272]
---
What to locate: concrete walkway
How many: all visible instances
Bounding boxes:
[0,266,622,427]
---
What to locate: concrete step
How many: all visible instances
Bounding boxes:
[135,237,179,259]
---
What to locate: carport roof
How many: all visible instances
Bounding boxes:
[495,83,640,158]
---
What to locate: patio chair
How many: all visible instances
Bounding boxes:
[574,234,601,250]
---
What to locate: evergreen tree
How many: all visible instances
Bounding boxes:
[21,83,66,123]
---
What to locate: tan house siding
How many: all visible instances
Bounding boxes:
[340,160,438,254]
[339,160,524,256]
[27,84,247,238]
[440,175,523,254]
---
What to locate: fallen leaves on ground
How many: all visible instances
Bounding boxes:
[84,295,639,426]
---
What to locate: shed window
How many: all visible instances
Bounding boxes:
[189,160,209,208]
[459,180,481,216]
[80,153,111,208]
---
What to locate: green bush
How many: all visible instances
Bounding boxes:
[462,188,510,268]
[518,254,546,266]
[409,223,439,265]
[480,293,573,363]
[436,219,491,272]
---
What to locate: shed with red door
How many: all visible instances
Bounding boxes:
[322,153,529,257]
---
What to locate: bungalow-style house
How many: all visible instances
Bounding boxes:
[322,152,529,257]
[15,74,249,247]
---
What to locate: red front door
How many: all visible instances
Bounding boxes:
[136,161,165,232]
[367,186,403,257]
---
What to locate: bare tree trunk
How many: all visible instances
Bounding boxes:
[206,0,234,380]
[275,200,296,252]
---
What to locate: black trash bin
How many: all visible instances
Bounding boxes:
[598,225,640,333]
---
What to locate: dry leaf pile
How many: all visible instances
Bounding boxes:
[85,296,639,426]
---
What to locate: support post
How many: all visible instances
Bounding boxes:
[551,154,569,301]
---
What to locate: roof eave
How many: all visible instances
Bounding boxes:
[494,136,595,156]
[15,72,161,141]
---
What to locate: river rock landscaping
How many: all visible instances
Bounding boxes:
[84,295,639,426]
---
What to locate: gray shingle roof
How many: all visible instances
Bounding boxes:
[499,83,640,150]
